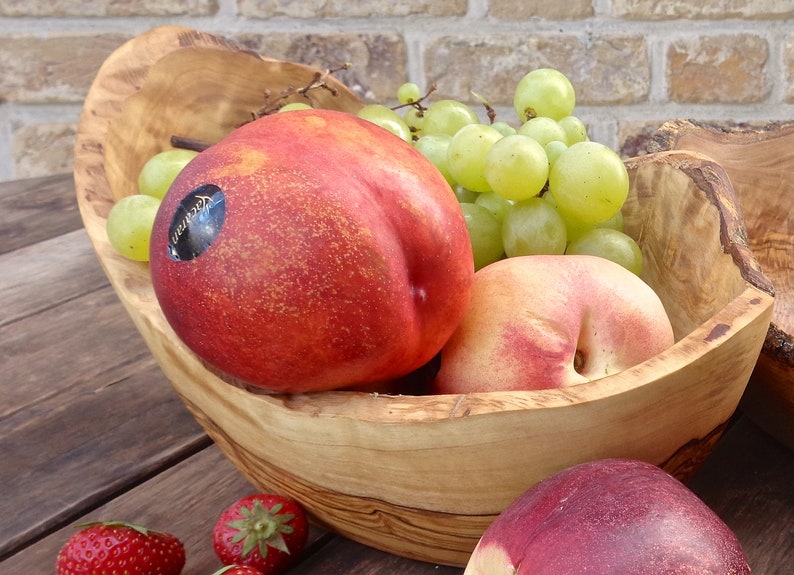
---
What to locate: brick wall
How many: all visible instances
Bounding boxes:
[1,0,793,182]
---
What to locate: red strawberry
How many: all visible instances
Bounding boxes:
[213,494,309,575]
[55,520,185,575]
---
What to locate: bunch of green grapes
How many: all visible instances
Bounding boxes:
[357,69,642,275]
[106,149,198,261]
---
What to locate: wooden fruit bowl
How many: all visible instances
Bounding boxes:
[74,26,775,567]
[650,120,794,451]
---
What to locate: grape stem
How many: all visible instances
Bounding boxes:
[390,83,438,115]
[470,91,497,124]
[170,135,214,152]
[251,62,352,118]
[169,63,353,153]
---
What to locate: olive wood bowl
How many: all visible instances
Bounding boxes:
[74,26,775,567]
[650,120,794,451]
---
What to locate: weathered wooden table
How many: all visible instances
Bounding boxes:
[2,173,793,574]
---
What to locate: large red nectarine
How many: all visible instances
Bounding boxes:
[464,458,751,575]
[149,109,473,393]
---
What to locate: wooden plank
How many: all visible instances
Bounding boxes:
[0,228,108,328]
[291,535,463,575]
[0,445,335,574]
[0,355,209,559]
[0,286,154,417]
[0,242,211,557]
[0,174,82,255]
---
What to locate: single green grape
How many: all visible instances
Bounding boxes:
[138,149,199,200]
[421,99,480,137]
[561,205,625,244]
[514,68,576,122]
[490,121,518,137]
[106,194,162,262]
[544,140,568,166]
[459,202,505,271]
[566,227,643,276]
[454,184,479,203]
[558,115,588,144]
[357,104,412,141]
[474,191,513,222]
[483,134,548,201]
[397,82,422,104]
[279,102,313,112]
[548,141,630,225]
[517,116,569,146]
[413,133,456,187]
[542,188,559,207]
[447,123,503,193]
[501,196,567,257]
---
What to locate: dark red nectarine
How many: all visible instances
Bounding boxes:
[464,458,751,575]
[149,109,473,393]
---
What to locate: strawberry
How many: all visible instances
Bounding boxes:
[55,520,185,575]
[213,494,309,575]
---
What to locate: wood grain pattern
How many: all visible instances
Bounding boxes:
[0,442,459,575]
[649,120,794,451]
[0,174,83,255]
[0,229,107,328]
[104,43,362,202]
[0,446,268,574]
[0,360,210,559]
[71,26,776,566]
[1,286,147,416]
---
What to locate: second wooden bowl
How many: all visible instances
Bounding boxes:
[651,120,794,451]
[74,27,775,567]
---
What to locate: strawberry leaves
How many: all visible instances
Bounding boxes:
[227,500,296,558]
[213,494,309,575]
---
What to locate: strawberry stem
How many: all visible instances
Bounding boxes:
[227,500,297,559]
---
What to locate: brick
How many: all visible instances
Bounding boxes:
[667,35,768,104]
[236,33,407,103]
[0,0,218,16]
[423,34,650,108]
[0,33,130,103]
[785,37,794,104]
[238,0,466,18]
[612,0,794,19]
[489,0,594,19]
[0,2,790,186]
[13,123,76,180]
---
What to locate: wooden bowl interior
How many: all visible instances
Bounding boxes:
[623,154,751,340]
[104,46,363,203]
